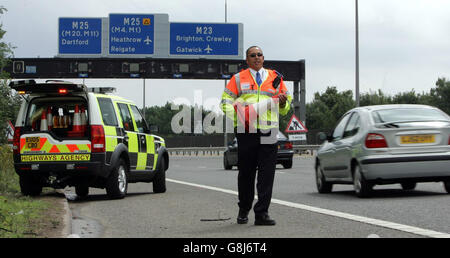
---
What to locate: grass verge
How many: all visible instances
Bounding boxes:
[0,145,64,238]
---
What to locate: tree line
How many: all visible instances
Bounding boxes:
[139,77,450,138]
[305,78,450,134]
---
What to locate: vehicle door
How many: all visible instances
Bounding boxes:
[322,113,352,178]
[130,104,155,171]
[116,102,139,171]
[97,97,121,165]
[333,112,361,178]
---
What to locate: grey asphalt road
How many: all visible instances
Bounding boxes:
[66,155,450,238]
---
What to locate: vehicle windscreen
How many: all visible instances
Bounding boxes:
[372,108,448,124]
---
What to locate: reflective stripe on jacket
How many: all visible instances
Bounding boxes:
[220,68,292,130]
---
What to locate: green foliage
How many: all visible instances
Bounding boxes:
[305,78,450,133]
[306,86,355,132]
[0,6,21,144]
[0,145,48,238]
[0,195,48,238]
[392,90,421,104]
[142,102,217,136]
[0,7,15,79]
[429,78,450,114]
[0,144,19,194]
[143,102,178,136]
[360,89,392,106]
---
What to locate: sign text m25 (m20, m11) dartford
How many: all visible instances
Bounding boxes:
[59,18,102,54]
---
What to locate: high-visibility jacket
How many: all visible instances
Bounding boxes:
[220,68,292,130]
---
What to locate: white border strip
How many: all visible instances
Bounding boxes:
[167,178,450,238]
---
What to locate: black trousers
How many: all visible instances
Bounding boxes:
[236,132,277,216]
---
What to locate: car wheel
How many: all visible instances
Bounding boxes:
[153,157,166,193]
[315,164,332,193]
[353,164,372,198]
[75,185,89,198]
[401,182,417,191]
[443,181,450,193]
[19,174,42,196]
[224,154,232,170]
[282,159,293,169]
[106,159,128,199]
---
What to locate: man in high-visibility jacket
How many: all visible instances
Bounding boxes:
[220,46,292,225]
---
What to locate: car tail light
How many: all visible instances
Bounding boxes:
[59,88,68,94]
[13,126,22,155]
[448,135,450,145]
[365,133,388,148]
[284,142,293,150]
[91,125,105,153]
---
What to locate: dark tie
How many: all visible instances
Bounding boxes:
[256,71,262,86]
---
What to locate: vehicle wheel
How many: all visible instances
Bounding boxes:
[353,164,372,198]
[401,182,417,191]
[282,159,293,169]
[224,154,232,170]
[106,159,128,199]
[315,164,332,193]
[19,174,42,196]
[75,185,89,198]
[443,181,450,193]
[153,157,166,193]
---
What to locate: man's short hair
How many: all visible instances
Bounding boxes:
[246,46,263,58]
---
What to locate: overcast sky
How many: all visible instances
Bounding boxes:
[2,0,450,111]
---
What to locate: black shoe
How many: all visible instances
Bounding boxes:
[255,214,276,226]
[237,209,249,224]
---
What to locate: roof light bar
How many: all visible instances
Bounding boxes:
[8,79,37,87]
[88,87,116,94]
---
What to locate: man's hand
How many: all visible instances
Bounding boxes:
[278,94,287,108]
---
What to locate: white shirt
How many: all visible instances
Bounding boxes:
[249,68,267,85]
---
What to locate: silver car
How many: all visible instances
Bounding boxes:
[315,104,450,198]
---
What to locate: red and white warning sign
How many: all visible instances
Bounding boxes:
[285,114,308,133]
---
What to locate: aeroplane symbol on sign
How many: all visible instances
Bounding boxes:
[204,45,213,54]
[285,114,308,133]
[144,36,152,45]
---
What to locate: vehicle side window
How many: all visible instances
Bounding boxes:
[130,105,149,133]
[97,98,118,126]
[117,103,135,131]
[332,113,351,141]
[343,113,360,138]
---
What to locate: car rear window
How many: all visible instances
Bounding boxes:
[25,96,88,138]
[372,108,448,123]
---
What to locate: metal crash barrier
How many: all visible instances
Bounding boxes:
[167,145,320,156]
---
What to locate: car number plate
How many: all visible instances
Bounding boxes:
[400,135,435,144]
[25,137,40,149]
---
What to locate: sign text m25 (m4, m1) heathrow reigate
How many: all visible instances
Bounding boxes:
[109,13,155,55]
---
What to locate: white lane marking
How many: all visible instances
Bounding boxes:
[167,178,450,238]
